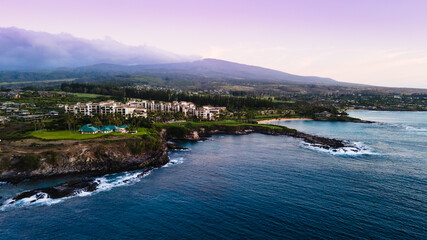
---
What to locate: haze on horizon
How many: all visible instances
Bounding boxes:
[1,0,427,88]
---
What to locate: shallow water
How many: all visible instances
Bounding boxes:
[0,111,426,239]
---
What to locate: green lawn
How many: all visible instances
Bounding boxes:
[30,127,150,140]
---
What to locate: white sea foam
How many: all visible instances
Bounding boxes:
[163,157,186,168]
[0,181,7,185]
[171,148,191,152]
[373,122,427,133]
[301,141,377,156]
[1,170,152,211]
[404,125,427,132]
[1,192,64,211]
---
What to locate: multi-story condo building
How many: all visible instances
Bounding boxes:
[65,100,140,117]
[65,100,225,120]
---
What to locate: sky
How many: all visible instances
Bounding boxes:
[1,0,427,88]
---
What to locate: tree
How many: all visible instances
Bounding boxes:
[91,116,102,127]
[66,113,76,132]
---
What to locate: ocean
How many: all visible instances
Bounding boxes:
[1,111,426,239]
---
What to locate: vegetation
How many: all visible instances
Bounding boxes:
[43,151,59,165]
[61,82,277,110]
[157,120,297,139]
[12,154,41,171]
[126,135,162,154]
[29,127,151,140]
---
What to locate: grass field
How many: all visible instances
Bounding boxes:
[30,128,150,140]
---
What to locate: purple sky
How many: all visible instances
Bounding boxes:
[1,0,427,88]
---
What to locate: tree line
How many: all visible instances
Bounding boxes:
[61,83,277,110]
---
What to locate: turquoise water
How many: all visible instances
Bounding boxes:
[0,111,426,239]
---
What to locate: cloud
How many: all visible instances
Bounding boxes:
[0,27,200,70]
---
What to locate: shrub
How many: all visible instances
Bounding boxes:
[12,154,41,171]
[0,158,11,171]
[166,125,188,139]
[94,145,107,158]
[44,151,58,165]
[126,135,162,154]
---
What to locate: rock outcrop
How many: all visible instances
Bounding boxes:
[165,124,347,149]
[0,138,169,183]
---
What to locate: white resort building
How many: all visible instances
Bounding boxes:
[64,100,145,117]
[65,100,225,120]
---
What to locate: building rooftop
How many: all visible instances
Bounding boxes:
[79,124,100,132]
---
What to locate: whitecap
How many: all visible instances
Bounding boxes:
[373,122,427,132]
[1,192,64,211]
[171,148,190,152]
[163,157,185,168]
[404,125,427,132]
[1,169,153,211]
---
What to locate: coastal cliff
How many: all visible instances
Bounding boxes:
[0,137,169,183]
[1,122,354,183]
[0,122,363,204]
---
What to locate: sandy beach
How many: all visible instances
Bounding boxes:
[257,118,313,124]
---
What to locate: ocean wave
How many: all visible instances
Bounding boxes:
[404,125,427,132]
[163,157,186,168]
[0,181,7,185]
[301,141,377,156]
[0,170,152,211]
[170,148,191,152]
[373,122,427,132]
[1,192,64,210]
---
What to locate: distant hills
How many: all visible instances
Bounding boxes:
[0,27,345,86]
[75,59,340,85]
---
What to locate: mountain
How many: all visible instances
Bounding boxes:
[75,59,340,85]
[0,27,199,70]
[0,27,341,85]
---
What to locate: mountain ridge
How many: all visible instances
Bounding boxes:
[0,27,353,86]
[74,58,342,85]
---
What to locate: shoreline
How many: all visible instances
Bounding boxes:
[0,123,346,184]
[257,118,313,124]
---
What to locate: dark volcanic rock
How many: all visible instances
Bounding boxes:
[11,179,99,202]
[166,142,188,150]
[166,124,351,150]
[0,140,170,183]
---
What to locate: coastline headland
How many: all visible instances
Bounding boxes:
[0,122,355,184]
[0,121,372,205]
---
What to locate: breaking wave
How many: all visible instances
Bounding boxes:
[163,157,186,168]
[301,141,377,156]
[374,122,427,133]
[1,170,152,211]
[1,154,189,211]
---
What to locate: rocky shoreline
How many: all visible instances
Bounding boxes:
[167,124,348,149]
[0,138,170,184]
[0,124,351,183]
[0,123,360,206]
[1,124,353,184]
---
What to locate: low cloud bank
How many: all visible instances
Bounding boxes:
[0,27,199,70]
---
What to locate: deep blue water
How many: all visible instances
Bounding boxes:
[1,111,426,239]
